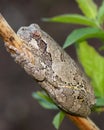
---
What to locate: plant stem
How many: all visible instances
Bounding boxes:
[0,13,22,49]
[0,13,100,130]
[67,114,100,130]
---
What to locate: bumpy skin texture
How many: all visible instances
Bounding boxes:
[6,24,95,117]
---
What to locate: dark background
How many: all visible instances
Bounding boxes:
[0,0,104,130]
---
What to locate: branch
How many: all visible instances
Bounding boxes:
[0,13,100,130]
[67,114,100,130]
[0,14,22,49]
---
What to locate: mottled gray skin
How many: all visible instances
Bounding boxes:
[6,24,95,117]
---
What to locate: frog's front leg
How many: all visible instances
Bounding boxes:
[5,42,46,81]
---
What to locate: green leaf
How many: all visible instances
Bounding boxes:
[43,14,98,27]
[76,41,104,98]
[96,97,104,107]
[63,27,104,48]
[97,1,104,25]
[32,91,58,110]
[76,0,98,19]
[99,45,104,51]
[52,111,65,130]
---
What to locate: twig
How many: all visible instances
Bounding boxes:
[0,13,100,130]
[67,114,100,130]
[0,14,22,49]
